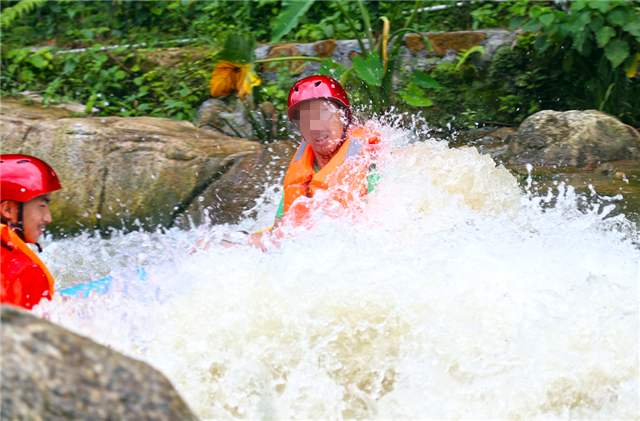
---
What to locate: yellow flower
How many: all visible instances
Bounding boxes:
[210,61,261,99]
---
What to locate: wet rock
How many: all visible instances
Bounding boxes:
[195,98,252,138]
[263,44,306,75]
[1,305,197,421]
[481,29,517,60]
[3,101,258,234]
[179,140,298,226]
[508,110,640,167]
[0,97,75,153]
[404,32,487,56]
[314,39,338,58]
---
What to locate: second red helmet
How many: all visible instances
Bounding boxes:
[287,75,352,125]
[0,154,62,203]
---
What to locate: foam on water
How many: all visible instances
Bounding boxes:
[34,120,639,420]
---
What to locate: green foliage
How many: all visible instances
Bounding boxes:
[217,33,256,65]
[0,0,46,28]
[399,83,433,107]
[317,58,346,79]
[353,52,384,87]
[510,0,640,126]
[270,0,315,43]
[454,46,485,71]
[1,45,212,120]
[409,69,443,90]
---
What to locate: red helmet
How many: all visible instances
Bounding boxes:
[0,154,61,203]
[287,75,352,124]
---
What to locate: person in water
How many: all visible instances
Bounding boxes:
[1,154,61,310]
[249,75,380,250]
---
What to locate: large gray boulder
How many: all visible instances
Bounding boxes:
[508,110,640,167]
[2,99,260,234]
[1,305,197,421]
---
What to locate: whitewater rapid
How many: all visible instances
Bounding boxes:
[34,120,639,420]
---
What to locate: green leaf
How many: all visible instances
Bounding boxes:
[587,0,609,13]
[596,26,616,46]
[605,39,629,68]
[133,76,144,86]
[569,10,592,32]
[529,6,543,19]
[608,6,630,26]
[588,15,604,32]
[217,34,256,65]
[63,58,76,75]
[317,58,345,79]
[455,45,485,70]
[570,1,587,11]
[353,53,383,87]
[533,34,551,52]
[20,69,35,81]
[623,20,640,37]
[271,0,315,43]
[522,19,544,33]
[80,28,94,41]
[539,13,555,26]
[151,7,163,16]
[409,69,442,90]
[114,70,126,80]
[130,65,141,72]
[572,30,592,56]
[555,22,571,38]
[400,83,433,107]
[623,53,640,78]
[509,15,526,30]
[27,55,46,69]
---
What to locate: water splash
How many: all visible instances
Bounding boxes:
[34,117,639,420]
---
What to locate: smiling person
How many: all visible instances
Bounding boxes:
[249,75,381,250]
[1,155,61,310]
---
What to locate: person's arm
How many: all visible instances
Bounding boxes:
[248,193,285,250]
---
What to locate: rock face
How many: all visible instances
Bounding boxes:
[0,98,75,153]
[2,99,259,234]
[508,110,640,167]
[258,29,516,81]
[404,31,487,56]
[1,305,197,421]
[180,140,298,226]
[194,98,253,137]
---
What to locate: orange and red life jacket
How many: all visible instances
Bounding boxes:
[282,126,380,225]
[1,223,54,310]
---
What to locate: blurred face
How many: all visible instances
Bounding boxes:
[293,99,346,157]
[22,194,52,243]
[0,194,52,243]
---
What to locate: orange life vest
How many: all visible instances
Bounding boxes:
[1,223,54,309]
[282,126,380,225]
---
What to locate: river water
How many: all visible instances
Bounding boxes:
[33,119,639,420]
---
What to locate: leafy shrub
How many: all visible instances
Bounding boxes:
[510,0,640,126]
[1,44,213,120]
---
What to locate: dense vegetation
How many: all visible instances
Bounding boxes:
[1,0,639,130]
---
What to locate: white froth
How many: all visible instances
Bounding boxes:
[35,122,639,420]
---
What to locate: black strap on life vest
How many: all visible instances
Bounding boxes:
[1,203,42,253]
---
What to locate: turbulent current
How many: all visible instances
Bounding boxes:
[33,119,639,420]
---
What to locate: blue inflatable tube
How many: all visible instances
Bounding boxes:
[58,268,148,298]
